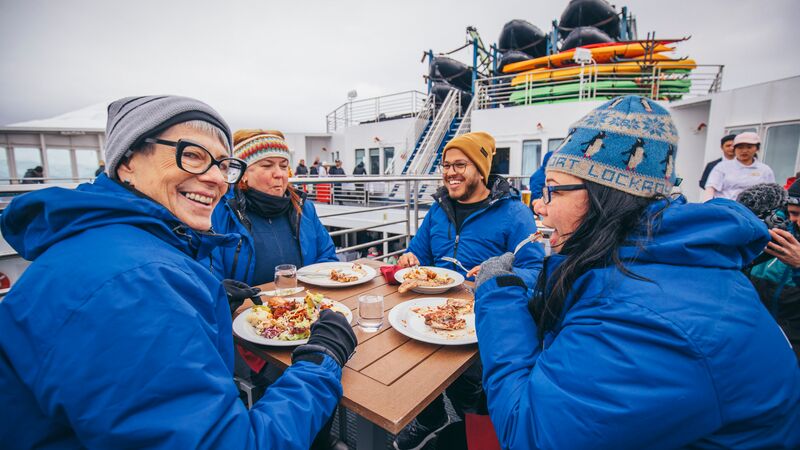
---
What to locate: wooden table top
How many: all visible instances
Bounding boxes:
[234,259,478,434]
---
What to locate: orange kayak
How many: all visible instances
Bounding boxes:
[503,43,675,73]
[510,59,697,86]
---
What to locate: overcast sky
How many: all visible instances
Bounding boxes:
[2,0,798,132]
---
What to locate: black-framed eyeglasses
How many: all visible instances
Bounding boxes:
[542,184,586,204]
[143,138,246,184]
[438,161,473,174]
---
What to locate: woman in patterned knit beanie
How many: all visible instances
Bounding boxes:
[470,96,799,449]
[210,129,339,285]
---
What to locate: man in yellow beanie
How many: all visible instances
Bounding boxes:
[394,131,544,450]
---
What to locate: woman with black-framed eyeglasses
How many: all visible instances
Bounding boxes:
[470,96,799,449]
[0,95,353,449]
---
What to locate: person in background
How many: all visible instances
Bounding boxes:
[319,161,330,176]
[329,159,346,176]
[295,158,309,176]
[310,158,320,176]
[94,160,106,177]
[367,246,380,258]
[704,132,775,200]
[393,131,544,450]
[0,95,356,449]
[329,159,346,204]
[353,161,367,175]
[739,182,800,359]
[528,151,553,205]
[353,161,368,202]
[474,96,799,449]
[698,134,736,190]
[21,165,43,184]
[211,129,338,285]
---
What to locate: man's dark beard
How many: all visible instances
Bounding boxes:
[448,175,483,202]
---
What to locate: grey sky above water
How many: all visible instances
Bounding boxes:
[1,0,798,132]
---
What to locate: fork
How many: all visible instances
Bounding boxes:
[513,233,546,256]
[439,256,470,273]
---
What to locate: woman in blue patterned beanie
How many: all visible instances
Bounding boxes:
[470,96,800,449]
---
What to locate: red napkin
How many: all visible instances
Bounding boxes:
[237,345,267,373]
[465,413,501,450]
[380,265,402,285]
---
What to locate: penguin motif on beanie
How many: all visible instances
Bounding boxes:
[581,131,606,159]
[661,145,676,179]
[622,138,646,171]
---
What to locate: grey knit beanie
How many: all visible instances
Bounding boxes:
[104,95,232,179]
[736,183,786,218]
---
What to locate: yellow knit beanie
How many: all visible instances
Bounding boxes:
[442,131,496,182]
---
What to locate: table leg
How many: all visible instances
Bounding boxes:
[356,415,388,449]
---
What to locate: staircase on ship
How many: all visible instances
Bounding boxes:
[388,89,475,201]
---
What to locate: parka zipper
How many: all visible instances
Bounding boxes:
[231,238,242,278]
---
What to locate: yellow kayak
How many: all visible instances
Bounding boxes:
[503,43,675,73]
[510,59,697,86]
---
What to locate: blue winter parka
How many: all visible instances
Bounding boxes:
[0,175,342,450]
[475,196,800,449]
[406,175,543,280]
[210,187,338,284]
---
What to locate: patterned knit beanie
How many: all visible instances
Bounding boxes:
[546,95,679,197]
[233,129,291,165]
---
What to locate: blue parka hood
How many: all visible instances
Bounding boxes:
[619,196,769,269]
[2,174,237,261]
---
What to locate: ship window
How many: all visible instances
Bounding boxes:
[726,126,758,135]
[491,147,510,175]
[548,138,564,152]
[75,149,100,179]
[355,149,365,167]
[383,147,395,173]
[14,147,42,181]
[763,123,800,186]
[0,147,9,184]
[369,148,379,175]
[522,140,542,177]
[46,148,72,183]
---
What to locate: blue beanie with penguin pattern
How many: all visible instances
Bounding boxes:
[546,95,679,197]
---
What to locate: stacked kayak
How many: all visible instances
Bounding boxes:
[509,79,691,104]
[500,38,696,105]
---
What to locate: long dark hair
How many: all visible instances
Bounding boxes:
[531,181,668,342]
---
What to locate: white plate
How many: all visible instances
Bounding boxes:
[259,287,305,297]
[297,262,377,288]
[233,298,353,347]
[388,297,477,345]
[394,267,464,294]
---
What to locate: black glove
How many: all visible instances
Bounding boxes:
[222,279,261,314]
[292,309,357,367]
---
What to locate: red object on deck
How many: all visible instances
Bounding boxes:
[380,265,402,285]
[316,183,332,204]
[465,413,501,450]
[238,345,267,373]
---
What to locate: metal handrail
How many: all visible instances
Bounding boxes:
[409,90,458,175]
[454,89,478,137]
[325,90,427,132]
